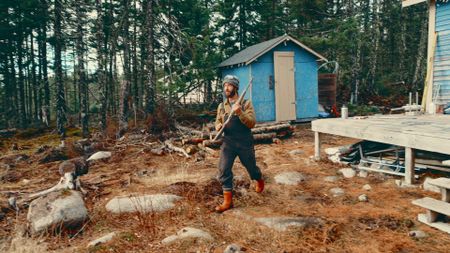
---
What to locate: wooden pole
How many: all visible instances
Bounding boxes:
[405,147,415,185]
[314,131,321,161]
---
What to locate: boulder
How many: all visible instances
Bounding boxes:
[274,172,305,185]
[105,194,181,214]
[161,227,213,245]
[27,190,88,234]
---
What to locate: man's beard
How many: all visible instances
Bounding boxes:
[225,88,236,98]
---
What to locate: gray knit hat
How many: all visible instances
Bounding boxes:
[222,75,239,89]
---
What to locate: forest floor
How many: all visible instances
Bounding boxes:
[0,124,449,253]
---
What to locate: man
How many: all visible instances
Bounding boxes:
[214,75,264,213]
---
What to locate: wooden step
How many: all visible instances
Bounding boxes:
[417,213,450,234]
[412,197,450,217]
[427,177,450,190]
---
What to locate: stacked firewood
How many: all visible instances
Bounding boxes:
[177,122,295,149]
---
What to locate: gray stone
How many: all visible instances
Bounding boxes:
[27,190,88,234]
[363,184,372,191]
[105,194,181,214]
[224,243,243,253]
[289,149,304,156]
[324,176,339,182]
[339,168,356,178]
[358,194,368,202]
[161,227,213,245]
[329,187,345,197]
[254,217,323,232]
[358,170,369,178]
[408,230,427,239]
[87,232,116,248]
[274,172,305,185]
[87,151,111,162]
[423,177,441,193]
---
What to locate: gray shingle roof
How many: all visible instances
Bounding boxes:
[218,34,327,68]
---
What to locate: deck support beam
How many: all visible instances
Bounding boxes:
[405,147,416,185]
[314,131,321,161]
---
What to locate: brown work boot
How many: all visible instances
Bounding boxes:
[215,191,233,213]
[255,179,264,193]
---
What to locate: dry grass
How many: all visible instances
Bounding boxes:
[1,125,450,252]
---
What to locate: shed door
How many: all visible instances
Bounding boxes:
[274,51,296,121]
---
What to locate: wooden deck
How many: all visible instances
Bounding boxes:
[311,115,450,184]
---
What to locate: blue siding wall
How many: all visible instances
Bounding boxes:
[221,41,319,122]
[434,1,450,104]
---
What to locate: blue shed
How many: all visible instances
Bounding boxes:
[218,34,327,122]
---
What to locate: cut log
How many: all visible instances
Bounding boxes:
[164,140,190,158]
[182,138,205,145]
[185,145,198,155]
[203,132,277,148]
[253,132,277,141]
[251,124,292,134]
[175,124,205,137]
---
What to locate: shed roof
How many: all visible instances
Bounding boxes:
[218,34,327,68]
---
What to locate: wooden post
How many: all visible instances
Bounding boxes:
[314,131,321,161]
[442,189,450,202]
[405,147,415,185]
[426,209,439,223]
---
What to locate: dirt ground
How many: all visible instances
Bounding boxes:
[0,124,449,253]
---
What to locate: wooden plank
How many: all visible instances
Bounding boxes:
[427,177,450,190]
[417,213,450,234]
[357,165,405,177]
[405,147,415,185]
[412,197,450,216]
[402,0,426,8]
[443,189,450,202]
[311,117,450,155]
[426,0,437,113]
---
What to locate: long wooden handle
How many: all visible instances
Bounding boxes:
[212,78,253,141]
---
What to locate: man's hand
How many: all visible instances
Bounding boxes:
[215,123,222,132]
[232,103,242,115]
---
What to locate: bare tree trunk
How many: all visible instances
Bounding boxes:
[75,1,89,137]
[145,0,156,115]
[412,19,428,91]
[96,0,107,131]
[39,1,51,124]
[369,0,380,93]
[30,33,40,124]
[55,0,66,140]
[118,0,131,137]
[17,29,27,129]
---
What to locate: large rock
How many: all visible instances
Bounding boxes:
[161,227,213,245]
[288,149,304,156]
[105,194,181,214]
[224,244,243,253]
[338,168,356,178]
[274,172,305,185]
[329,187,345,197]
[358,194,368,202]
[363,184,372,191]
[324,176,339,182]
[254,217,323,232]
[27,190,88,234]
[87,151,111,162]
[408,230,427,239]
[87,232,116,248]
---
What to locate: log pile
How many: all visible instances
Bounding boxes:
[178,122,294,150]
